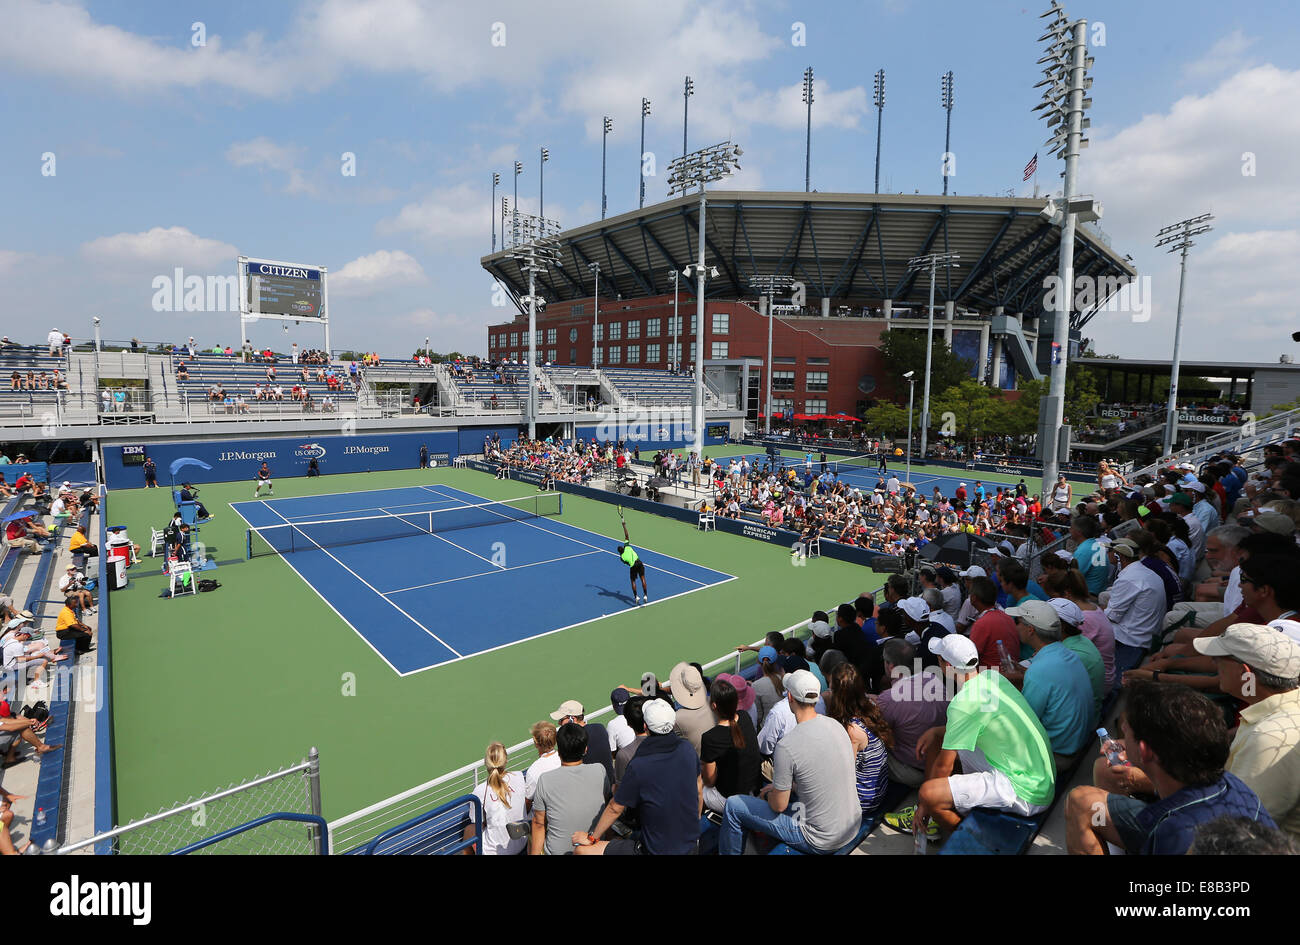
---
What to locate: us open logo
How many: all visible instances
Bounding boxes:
[295,442,328,460]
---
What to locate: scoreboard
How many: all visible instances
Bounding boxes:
[121,444,147,466]
[244,261,324,319]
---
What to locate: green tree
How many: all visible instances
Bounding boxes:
[877,329,973,400]
[930,380,1001,449]
[863,401,911,438]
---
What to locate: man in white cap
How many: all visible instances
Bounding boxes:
[1004,600,1095,761]
[1193,624,1300,842]
[955,565,987,633]
[1185,480,1220,534]
[47,327,62,357]
[883,634,1055,842]
[548,699,614,782]
[719,669,861,855]
[1104,537,1167,686]
[898,597,948,670]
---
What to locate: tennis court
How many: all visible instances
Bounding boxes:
[230,483,734,675]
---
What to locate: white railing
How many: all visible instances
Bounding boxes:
[1130,406,1300,479]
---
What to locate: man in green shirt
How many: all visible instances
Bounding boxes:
[617,520,648,605]
[884,634,1056,842]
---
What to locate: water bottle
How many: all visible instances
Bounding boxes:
[996,639,1017,676]
[1097,727,1128,767]
[35,807,46,827]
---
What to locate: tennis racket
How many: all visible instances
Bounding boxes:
[618,505,626,526]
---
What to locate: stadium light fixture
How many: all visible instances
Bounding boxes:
[907,253,960,459]
[640,98,651,208]
[1155,211,1214,457]
[601,117,613,219]
[588,261,602,368]
[540,147,550,224]
[750,274,796,433]
[512,161,523,249]
[872,69,885,193]
[667,140,741,458]
[509,212,564,439]
[802,67,814,192]
[683,76,695,157]
[492,172,500,252]
[902,371,917,484]
[940,71,955,196]
[1032,0,1094,501]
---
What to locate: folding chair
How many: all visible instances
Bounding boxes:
[150,526,165,557]
[697,508,716,531]
[807,536,821,559]
[168,560,197,597]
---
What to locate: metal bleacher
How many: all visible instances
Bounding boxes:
[171,352,358,418]
[0,346,67,425]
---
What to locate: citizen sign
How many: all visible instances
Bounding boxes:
[252,264,314,279]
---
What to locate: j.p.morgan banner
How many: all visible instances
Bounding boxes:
[103,430,459,488]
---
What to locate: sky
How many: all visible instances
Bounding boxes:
[1,0,1297,365]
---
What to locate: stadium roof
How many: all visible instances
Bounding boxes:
[482,190,1137,331]
[1075,357,1300,375]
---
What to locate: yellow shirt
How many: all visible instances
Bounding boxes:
[70,531,88,551]
[56,605,78,632]
[1228,688,1300,843]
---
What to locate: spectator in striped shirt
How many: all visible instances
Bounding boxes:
[824,663,892,817]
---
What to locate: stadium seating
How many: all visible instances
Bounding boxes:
[0,347,66,423]
[170,352,357,416]
[602,368,696,405]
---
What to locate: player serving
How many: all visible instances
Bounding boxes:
[615,510,648,605]
[253,461,275,498]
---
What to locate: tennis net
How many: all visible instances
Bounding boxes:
[245,492,563,558]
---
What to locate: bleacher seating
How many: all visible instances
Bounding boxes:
[454,364,554,412]
[170,352,358,416]
[602,368,696,405]
[0,346,66,422]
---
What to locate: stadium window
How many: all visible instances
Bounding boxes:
[608,346,621,364]
[690,314,698,336]
[712,312,729,335]
[573,303,585,316]
[806,357,829,365]
[569,327,578,343]
[626,344,640,363]
[774,356,796,364]
[689,342,697,363]
[667,315,681,335]
[594,324,603,342]
[627,320,641,339]
[548,349,557,361]
[594,346,604,366]
[711,342,728,359]
[569,347,577,362]
[806,371,829,392]
[547,328,556,345]
[646,343,660,363]
[806,399,827,414]
[609,322,622,341]
[647,317,661,337]
[509,331,519,347]
[772,398,794,413]
[488,334,495,349]
[772,370,795,391]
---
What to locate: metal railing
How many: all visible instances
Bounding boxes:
[1130,405,1300,479]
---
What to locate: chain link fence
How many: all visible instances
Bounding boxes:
[58,750,321,855]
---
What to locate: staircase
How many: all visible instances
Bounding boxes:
[1129,405,1300,479]
[991,314,1043,382]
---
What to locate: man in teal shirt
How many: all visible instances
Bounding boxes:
[1070,515,1109,595]
[1005,601,1095,761]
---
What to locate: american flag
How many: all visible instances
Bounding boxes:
[1023,153,1038,181]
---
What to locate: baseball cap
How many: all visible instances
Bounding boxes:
[610,688,631,714]
[758,645,780,664]
[1169,492,1194,508]
[642,698,676,734]
[958,482,966,487]
[958,564,987,578]
[1185,481,1207,494]
[549,699,584,721]
[716,673,756,712]
[1006,600,1062,634]
[4,616,32,631]
[808,618,832,639]
[1252,510,1295,536]
[1054,549,1074,562]
[937,566,958,582]
[1111,537,1141,559]
[669,662,708,710]
[1193,623,1300,679]
[898,597,931,623]
[998,540,1016,556]
[782,669,821,704]
[1047,597,1084,628]
[928,633,978,670]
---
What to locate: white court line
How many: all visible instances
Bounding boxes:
[251,501,465,659]
[279,495,463,522]
[419,484,726,587]
[374,507,500,569]
[393,575,739,678]
[229,502,407,675]
[384,549,602,595]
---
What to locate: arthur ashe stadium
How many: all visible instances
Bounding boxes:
[1,7,1297,863]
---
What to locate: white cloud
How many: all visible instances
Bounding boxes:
[0,250,35,275]
[79,226,239,271]
[331,250,427,294]
[226,138,317,195]
[731,79,869,132]
[1185,30,1256,81]
[377,182,486,243]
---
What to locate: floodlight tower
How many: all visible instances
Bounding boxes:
[940,71,955,196]
[872,69,885,193]
[667,140,743,458]
[639,97,651,208]
[601,117,613,219]
[491,172,500,251]
[509,212,563,440]
[750,274,795,434]
[1155,212,1214,457]
[802,67,814,192]
[907,253,961,458]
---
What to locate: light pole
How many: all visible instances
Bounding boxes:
[802,67,814,192]
[669,268,681,371]
[509,213,562,440]
[491,172,500,251]
[1155,212,1214,457]
[500,196,510,250]
[872,69,885,193]
[668,140,743,458]
[640,98,651,209]
[941,71,954,196]
[601,117,612,219]
[750,274,795,434]
[907,252,960,459]
[903,370,916,484]
[1033,2,1095,499]
[539,147,549,223]
[513,160,522,247]
[588,261,601,367]
[682,76,694,156]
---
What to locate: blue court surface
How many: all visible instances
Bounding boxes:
[707,451,1032,498]
[230,484,734,675]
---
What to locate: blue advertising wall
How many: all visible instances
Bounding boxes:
[102,429,460,489]
[457,425,519,456]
